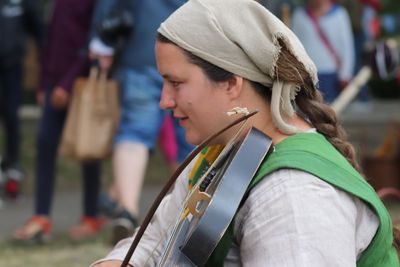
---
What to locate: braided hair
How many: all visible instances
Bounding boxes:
[275,42,361,172]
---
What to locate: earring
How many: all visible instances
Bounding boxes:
[226,107,250,116]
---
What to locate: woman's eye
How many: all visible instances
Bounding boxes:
[171,81,181,88]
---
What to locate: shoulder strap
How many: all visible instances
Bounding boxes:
[305,7,341,69]
[250,133,398,267]
[207,133,398,266]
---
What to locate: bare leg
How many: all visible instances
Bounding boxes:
[107,182,119,203]
[112,141,149,217]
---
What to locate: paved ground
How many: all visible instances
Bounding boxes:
[336,99,400,156]
[0,184,162,240]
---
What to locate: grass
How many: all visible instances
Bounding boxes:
[0,234,110,267]
[0,119,170,266]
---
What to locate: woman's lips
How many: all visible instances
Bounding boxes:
[177,116,188,126]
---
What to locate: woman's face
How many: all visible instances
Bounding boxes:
[156,41,232,145]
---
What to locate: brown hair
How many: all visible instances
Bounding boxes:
[275,41,361,172]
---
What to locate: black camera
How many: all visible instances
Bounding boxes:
[97,8,135,48]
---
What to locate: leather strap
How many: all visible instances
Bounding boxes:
[306,7,341,69]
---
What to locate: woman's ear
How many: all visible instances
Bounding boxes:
[225,76,244,100]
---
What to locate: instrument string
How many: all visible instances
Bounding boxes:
[154,122,248,265]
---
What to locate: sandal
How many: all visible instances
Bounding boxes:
[13,216,52,244]
[68,216,106,241]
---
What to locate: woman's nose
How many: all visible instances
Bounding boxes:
[159,88,177,110]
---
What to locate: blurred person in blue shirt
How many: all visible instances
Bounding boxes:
[292,0,355,103]
[90,0,194,244]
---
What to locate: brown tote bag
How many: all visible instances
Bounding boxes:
[60,67,120,161]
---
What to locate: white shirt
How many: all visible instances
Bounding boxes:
[92,160,378,266]
[291,5,355,81]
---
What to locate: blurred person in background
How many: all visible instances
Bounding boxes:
[257,0,296,24]
[0,0,43,199]
[292,0,355,103]
[90,0,193,245]
[13,0,104,243]
[338,0,372,105]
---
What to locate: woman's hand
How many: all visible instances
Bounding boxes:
[36,91,45,106]
[51,86,70,109]
[89,51,114,71]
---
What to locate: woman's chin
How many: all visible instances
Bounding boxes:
[185,132,203,146]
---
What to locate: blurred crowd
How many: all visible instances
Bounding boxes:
[0,0,399,245]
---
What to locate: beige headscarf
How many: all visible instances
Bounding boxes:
[158,0,318,134]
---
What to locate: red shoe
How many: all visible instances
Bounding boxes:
[13,216,52,244]
[68,216,107,241]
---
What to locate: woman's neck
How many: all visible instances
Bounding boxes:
[243,106,312,145]
[263,115,313,144]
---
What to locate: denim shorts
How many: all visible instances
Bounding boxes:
[113,67,165,149]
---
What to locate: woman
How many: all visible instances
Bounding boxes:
[92,0,399,266]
